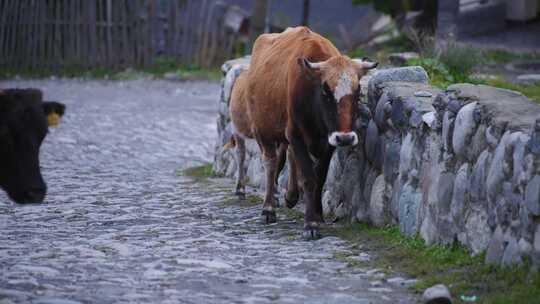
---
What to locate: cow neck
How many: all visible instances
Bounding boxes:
[297,82,328,150]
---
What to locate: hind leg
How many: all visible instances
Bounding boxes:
[275,143,287,185]
[234,134,247,198]
[285,146,299,208]
[260,141,278,224]
[273,143,288,205]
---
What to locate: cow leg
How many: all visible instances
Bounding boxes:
[285,146,299,208]
[261,142,278,224]
[290,134,321,239]
[275,143,287,185]
[272,142,288,206]
[314,146,335,220]
[234,134,246,198]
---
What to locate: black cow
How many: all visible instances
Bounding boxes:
[0,89,66,203]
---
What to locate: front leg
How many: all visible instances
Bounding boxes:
[289,132,322,239]
[314,144,335,220]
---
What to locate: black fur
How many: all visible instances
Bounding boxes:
[0,89,65,203]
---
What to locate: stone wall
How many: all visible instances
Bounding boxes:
[214,57,540,268]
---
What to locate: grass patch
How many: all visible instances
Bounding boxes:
[0,56,221,81]
[172,67,222,81]
[324,222,540,303]
[357,33,540,100]
[405,51,540,102]
[408,58,540,102]
[407,57,456,88]
[0,66,112,79]
[350,35,484,88]
[333,251,370,268]
[146,57,222,80]
[405,42,484,88]
[221,194,262,208]
[278,206,304,221]
[179,164,215,181]
[349,35,415,64]
[437,44,483,83]
[482,49,540,64]
[483,79,540,102]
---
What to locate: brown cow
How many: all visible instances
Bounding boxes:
[226,70,287,198]
[226,71,252,196]
[246,26,377,238]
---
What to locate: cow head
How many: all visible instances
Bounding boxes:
[298,56,377,147]
[0,89,66,203]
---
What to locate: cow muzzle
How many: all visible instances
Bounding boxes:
[328,131,358,147]
[10,187,46,204]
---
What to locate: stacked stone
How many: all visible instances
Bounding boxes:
[214,58,540,268]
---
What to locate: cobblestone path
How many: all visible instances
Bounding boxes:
[0,79,416,304]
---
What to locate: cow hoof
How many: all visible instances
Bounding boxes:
[285,197,298,209]
[285,190,299,208]
[235,190,246,199]
[302,228,321,240]
[261,210,277,224]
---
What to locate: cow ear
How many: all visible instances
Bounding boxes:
[353,57,378,72]
[42,101,66,127]
[297,57,324,80]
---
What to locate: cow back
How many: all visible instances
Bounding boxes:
[0,89,43,117]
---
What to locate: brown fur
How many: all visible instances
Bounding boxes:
[246,26,376,232]
[246,26,344,222]
[227,71,251,195]
[227,70,287,197]
[229,72,253,140]
[247,27,340,143]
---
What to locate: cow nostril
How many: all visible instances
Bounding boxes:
[336,135,353,146]
[337,133,359,146]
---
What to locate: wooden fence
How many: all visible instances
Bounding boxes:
[0,0,246,70]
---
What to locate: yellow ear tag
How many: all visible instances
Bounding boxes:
[47,113,61,127]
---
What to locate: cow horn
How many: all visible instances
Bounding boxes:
[298,57,326,70]
[353,58,378,70]
[305,59,326,69]
[298,57,327,80]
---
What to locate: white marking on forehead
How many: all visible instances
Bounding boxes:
[334,72,353,103]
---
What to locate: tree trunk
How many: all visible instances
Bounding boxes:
[436,0,458,40]
[248,0,267,53]
[301,0,310,26]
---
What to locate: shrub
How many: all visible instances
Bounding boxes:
[407,57,454,88]
[438,43,482,82]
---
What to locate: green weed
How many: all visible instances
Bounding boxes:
[0,56,221,81]
[324,222,540,303]
[179,164,215,180]
[482,49,540,64]
[484,78,540,103]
